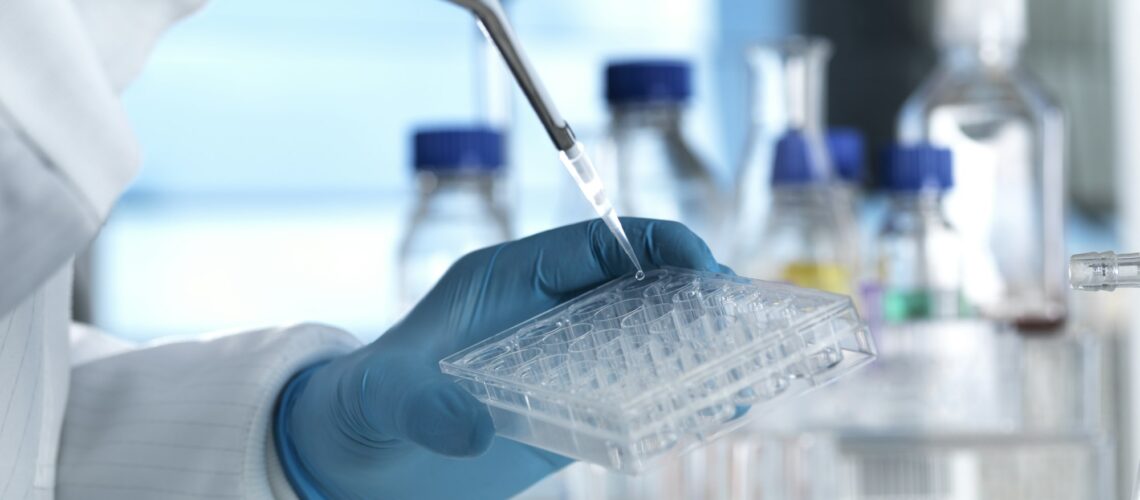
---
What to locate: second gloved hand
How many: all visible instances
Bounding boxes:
[275,218,728,499]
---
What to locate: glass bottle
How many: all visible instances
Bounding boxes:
[602,60,722,247]
[878,144,966,322]
[398,127,511,311]
[897,0,1065,327]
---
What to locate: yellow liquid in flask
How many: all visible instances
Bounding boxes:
[780,262,852,295]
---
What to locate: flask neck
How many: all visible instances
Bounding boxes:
[416,172,499,211]
[888,191,946,211]
[884,191,953,228]
[770,184,837,210]
[940,42,1023,70]
[934,0,1026,69]
[746,38,831,132]
[609,103,685,132]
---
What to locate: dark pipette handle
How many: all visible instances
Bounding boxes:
[443,0,577,151]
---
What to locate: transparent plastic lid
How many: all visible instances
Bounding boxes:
[440,267,876,473]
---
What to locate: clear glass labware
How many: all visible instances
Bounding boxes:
[897,0,1066,327]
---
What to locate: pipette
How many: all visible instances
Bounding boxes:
[1069,251,1140,291]
[443,0,645,280]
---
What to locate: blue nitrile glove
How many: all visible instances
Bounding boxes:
[274,218,729,499]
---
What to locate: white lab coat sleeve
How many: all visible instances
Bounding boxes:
[0,113,99,318]
[56,323,362,499]
[0,0,205,316]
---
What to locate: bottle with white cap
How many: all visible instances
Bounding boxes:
[897,0,1066,329]
[398,127,512,311]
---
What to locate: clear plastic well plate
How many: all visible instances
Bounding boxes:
[439,267,875,473]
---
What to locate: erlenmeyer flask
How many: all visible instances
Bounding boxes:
[733,37,858,297]
[732,37,837,269]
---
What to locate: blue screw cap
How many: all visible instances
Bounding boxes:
[605,60,692,105]
[827,127,865,183]
[412,127,504,171]
[772,130,829,185]
[881,144,953,191]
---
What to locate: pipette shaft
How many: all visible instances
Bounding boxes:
[461,0,574,150]
[443,0,644,278]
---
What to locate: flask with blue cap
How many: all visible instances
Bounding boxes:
[732,37,834,273]
[877,144,967,321]
[743,130,853,295]
[827,127,874,306]
[598,59,722,250]
[398,127,511,310]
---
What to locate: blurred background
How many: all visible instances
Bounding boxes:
[80,0,1138,497]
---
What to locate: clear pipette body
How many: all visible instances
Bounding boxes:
[560,142,645,279]
[1069,251,1140,291]
[444,0,645,278]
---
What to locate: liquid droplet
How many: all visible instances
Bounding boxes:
[634,270,646,281]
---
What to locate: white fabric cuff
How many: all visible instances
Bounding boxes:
[57,323,361,499]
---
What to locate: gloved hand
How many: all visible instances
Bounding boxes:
[274,218,728,499]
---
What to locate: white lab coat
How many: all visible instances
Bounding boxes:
[0,0,361,498]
